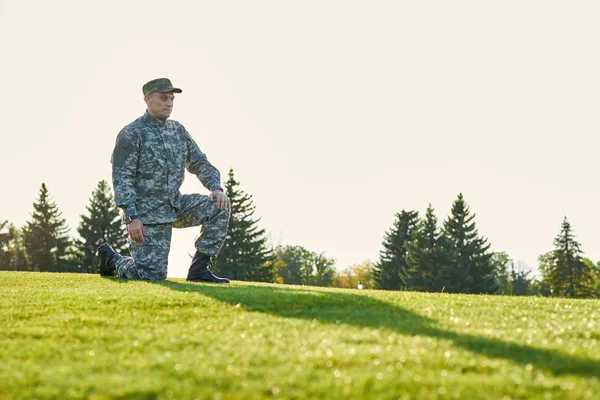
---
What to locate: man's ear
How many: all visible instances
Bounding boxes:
[143,94,151,106]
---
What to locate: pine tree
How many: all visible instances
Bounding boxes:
[406,204,450,292]
[546,217,594,298]
[373,210,419,290]
[77,180,127,273]
[22,183,75,272]
[442,194,497,294]
[214,169,274,282]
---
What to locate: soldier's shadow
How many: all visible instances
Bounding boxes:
[149,280,600,378]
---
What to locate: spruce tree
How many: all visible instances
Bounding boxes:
[77,180,127,273]
[547,217,594,298]
[406,205,450,292]
[373,210,419,290]
[442,194,497,294]
[22,183,74,272]
[214,169,274,282]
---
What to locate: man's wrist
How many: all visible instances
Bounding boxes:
[124,214,140,224]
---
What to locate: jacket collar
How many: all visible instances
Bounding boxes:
[141,111,167,127]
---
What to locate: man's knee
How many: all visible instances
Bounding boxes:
[204,203,229,225]
[174,194,229,228]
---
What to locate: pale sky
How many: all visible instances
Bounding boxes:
[1,1,599,278]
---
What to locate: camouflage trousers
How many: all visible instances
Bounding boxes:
[115,194,230,280]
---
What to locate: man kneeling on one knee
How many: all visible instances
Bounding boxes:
[98,78,230,283]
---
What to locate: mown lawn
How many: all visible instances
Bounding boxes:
[0,271,599,399]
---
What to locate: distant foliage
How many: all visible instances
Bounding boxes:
[273,245,310,285]
[586,259,600,298]
[508,262,534,296]
[0,220,28,271]
[214,169,274,282]
[312,253,336,287]
[490,252,510,293]
[21,183,79,272]
[274,245,336,286]
[332,261,375,289]
[77,180,127,273]
[492,253,535,296]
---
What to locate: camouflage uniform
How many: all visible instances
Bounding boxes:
[111,111,230,280]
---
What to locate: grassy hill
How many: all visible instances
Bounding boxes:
[1,272,599,399]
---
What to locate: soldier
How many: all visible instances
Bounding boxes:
[97,78,230,283]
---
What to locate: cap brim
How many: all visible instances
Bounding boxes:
[156,87,182,93]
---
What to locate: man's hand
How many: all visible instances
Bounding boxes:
[209,190,230,211]
[128,219,145,243]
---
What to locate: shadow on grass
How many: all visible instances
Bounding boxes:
[147,280,599,378]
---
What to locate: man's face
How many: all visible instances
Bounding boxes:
[144,91,175,120]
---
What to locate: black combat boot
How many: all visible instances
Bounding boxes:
[186,251,230,283]
[97,243,122,277]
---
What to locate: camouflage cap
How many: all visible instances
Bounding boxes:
[142,78,183,96]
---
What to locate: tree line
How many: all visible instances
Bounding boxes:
[1,173,598,298]
[370,195,599,298]
[0,170,336,287]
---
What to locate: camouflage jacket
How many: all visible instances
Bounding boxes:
[111,112,223,224]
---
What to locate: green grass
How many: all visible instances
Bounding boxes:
[1,272,599,399]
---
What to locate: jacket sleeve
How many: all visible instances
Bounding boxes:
[111,129,139,216]
[184,130,223,192]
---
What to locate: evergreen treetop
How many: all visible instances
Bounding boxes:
[22,183,74,272]
[547,217,594,298]
[442,193,497,294]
